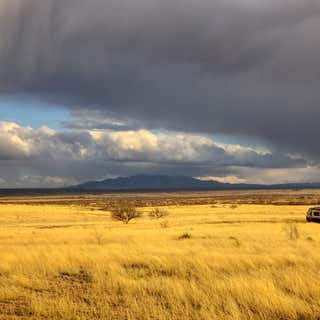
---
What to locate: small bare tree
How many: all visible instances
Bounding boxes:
[110,205,141,224]
[149,208,169,219]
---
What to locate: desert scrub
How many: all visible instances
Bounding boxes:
[229,236,241,247]
[149,207,169,219]
[178,232,192,239]
[92,228,106,245]
[110,205,142,224]
[159,220,169,228]
[1,202,319,320]
[283,223,300,241]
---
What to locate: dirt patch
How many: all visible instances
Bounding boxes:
[58,267,93,285]
[36,224,75,229]
[202,219,304,225]
[123,262,178,279]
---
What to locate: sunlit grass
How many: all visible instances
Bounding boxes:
[0,203,319,319]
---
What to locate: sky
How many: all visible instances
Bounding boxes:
[0,96,69,129]
[0,0,320,188]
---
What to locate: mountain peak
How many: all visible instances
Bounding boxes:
[72,174,320,191]
[73,174,239,191]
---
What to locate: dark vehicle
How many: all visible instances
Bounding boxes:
[306,207,320,222]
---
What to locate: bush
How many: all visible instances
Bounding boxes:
[179,232,192,239]
[110,205,141,224]
[229,236,241,247]
[149,208,169,219]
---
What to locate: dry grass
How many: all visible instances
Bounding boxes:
[0,201,319,319]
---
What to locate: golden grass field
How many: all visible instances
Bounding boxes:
[0,192,320,319]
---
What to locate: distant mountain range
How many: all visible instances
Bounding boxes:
[72,175,320,191]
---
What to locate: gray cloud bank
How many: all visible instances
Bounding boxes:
[1,1,320,159]
[0,121,307,187]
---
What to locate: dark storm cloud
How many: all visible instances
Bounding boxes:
[0,0,320,161]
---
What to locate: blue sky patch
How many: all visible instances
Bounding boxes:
[0,96,69,129]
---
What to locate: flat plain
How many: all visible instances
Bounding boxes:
[1,189,320,320]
